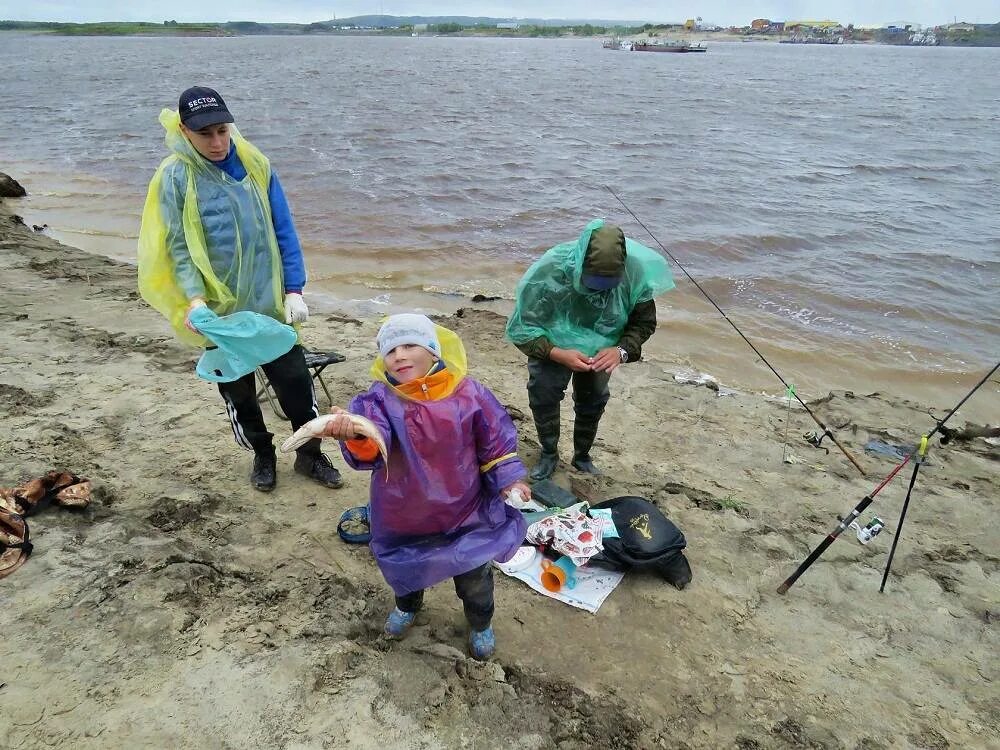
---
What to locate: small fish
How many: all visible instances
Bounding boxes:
[280,413,389,476]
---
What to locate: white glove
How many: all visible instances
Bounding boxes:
[184,298,207,333]
[284,292,309,324]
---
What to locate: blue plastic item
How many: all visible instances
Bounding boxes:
[337,505,372,544]
[190,307,298,383]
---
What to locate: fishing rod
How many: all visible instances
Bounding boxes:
[777,360,999,594]
[606,185,867,476]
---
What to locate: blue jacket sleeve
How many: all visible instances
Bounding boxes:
[267,172,306,294]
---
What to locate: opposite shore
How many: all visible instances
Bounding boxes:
[3,20,1000,46]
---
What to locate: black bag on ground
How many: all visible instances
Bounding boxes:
[588,496,692,590]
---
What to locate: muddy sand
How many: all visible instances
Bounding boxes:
[0,197,997,749]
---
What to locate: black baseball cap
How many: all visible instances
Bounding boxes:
[178,86,234,131]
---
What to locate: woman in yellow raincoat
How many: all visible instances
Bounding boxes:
[138,86,342,492]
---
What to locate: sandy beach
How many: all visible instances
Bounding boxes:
[1,188,997,749]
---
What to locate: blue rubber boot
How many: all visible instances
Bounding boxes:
[384,607,416,639]
[469,627,496,660]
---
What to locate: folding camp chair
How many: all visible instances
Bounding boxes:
[255,348,346,420]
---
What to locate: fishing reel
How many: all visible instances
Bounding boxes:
[803,429,832,454]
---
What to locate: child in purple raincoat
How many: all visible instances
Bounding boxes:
[321,313,530,660]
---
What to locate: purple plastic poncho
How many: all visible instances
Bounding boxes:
[340,377,528,596]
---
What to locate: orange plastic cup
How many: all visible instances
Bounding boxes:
[540,556,577,592]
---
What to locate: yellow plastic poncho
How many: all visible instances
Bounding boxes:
[506,219,675,356]
[137,109,285,347]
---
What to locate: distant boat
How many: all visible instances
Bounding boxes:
[601,37,633,50]
[632,40,707,53]
[779,36,842,44]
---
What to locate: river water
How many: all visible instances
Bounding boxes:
[1,33,997,404]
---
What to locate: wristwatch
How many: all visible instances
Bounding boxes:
[617,346,629,363]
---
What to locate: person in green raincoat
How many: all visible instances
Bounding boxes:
[138,86,343,493]
[506,220,675,480]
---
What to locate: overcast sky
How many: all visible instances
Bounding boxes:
[2,2,996,27]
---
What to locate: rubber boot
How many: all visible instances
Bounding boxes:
[529,407,561,481]
[384,607,416,639]
[571,411,603,475]
[469,627,496,660]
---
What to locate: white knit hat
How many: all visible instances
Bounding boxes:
[376,313,441,358]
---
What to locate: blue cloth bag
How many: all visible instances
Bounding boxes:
[190,307,298,383]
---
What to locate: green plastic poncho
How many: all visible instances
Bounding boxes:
[137,109,285,347]
[506,219,675,356]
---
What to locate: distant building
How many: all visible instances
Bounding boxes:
[751,19,784,32]
[785,20,842,31]
[943,22,976,32]
[496,22,519,29]
[413,23,428,31]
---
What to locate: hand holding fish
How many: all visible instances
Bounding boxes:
[280,409,389,473]
[320,407,363,441]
